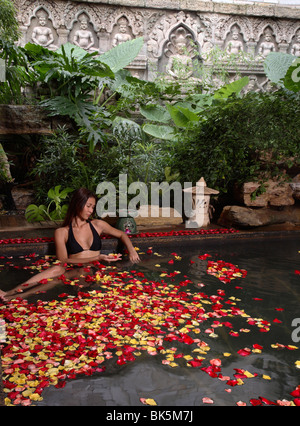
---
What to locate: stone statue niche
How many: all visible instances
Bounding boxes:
[29,7,58,50]
[291,31,300,57]
[70,14,98,53]
[111,17,132,48]
[225,25,245,56]
[162,26,200,81]
[257,27,277,59]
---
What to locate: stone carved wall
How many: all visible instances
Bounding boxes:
[13,0,300,87]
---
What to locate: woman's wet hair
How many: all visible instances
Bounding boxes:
[62,188,97,226]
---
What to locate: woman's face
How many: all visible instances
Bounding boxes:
[80,197,96,220]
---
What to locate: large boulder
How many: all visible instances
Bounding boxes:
[218,205,300,228]
[11,187,35,210]
[0,105,53,135]
[234,179,295,208]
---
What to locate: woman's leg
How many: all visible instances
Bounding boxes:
[0,264,66,302]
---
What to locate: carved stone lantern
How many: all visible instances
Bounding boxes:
[183,177,219,228]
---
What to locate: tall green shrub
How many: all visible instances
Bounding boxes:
[0,0,19,42]
[171,90,300,194]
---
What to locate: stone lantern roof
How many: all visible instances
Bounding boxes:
[183,178,219,196]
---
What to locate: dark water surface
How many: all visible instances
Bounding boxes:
[1,234,300,406]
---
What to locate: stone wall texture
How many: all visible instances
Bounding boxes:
[12,0,300,85]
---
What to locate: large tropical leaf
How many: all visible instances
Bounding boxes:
[39,96,96,120]
[167,104,199,128]
[214,76,249,99]
[264,52,295,86]
[140,104,171,123]
[49,204,69,221]
[48,185,73,203]
[56,42,88,61]
[24,42,55,60]
[100,37,143,73]
[25,204,48,222]
[36,49,112,82]
[112,116,142,138]
[142,123,176,141]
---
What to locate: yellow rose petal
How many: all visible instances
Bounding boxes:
[144,398,157,406]
[262,375,271,380]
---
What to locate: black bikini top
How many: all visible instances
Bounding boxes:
[66,220,102,255]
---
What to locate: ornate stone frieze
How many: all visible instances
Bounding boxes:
[12,0,300,86]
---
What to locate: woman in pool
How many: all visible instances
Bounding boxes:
[0,188,140,302]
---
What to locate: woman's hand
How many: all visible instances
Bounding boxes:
[100,253,122,262]
[129,251,141,264]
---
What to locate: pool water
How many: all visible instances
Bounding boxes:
[0,235,300,406]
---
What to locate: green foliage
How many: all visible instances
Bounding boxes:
[33,40,144,152]
[25,185,73,222]
[31,127,118,202]
[0,0,20,42]
[140,105,171,123]
[0,40,35,104]
[30,126,136,203]
[142,124,176,141]
[31,42,114,90]
[30,128,80,202]
[141,77,249,140]
[198,46,257,90]
[213,76,249,99]
[170,90,300,194]
[1,39,145,151]
[27,42,114,152]
[0,1,26,102]
[2,28,300,209]
[110,117,171,185]
[100,37,143,73]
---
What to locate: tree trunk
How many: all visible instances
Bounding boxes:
[0,142,16,210]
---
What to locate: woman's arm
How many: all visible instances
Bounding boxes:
[95,220,141,264]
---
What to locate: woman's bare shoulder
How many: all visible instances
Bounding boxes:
[91,219,122,238]
[54,226,68,239]
[90,219,107,231]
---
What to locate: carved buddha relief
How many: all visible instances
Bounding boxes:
[70,13,98,52]
[112,17,132,47]
[163,26,200,80]
[30,7,58,50]
[226,25,245,55]
[258,27,277,58]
